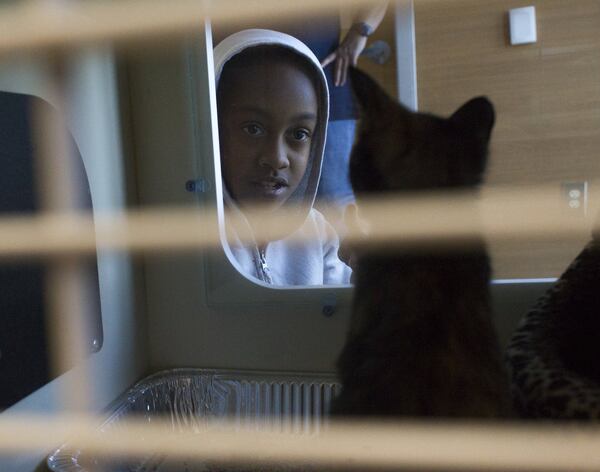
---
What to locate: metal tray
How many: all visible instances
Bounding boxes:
[47,368,341,472]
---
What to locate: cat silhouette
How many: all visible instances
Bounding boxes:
[331,68,512,419]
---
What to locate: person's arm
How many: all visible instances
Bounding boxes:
[323,234,353,285]
[321,1,389,87]
[316,213,353,285]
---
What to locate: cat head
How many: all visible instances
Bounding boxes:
[348,68,495,196]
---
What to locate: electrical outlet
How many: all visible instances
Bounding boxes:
[562,181,588,214]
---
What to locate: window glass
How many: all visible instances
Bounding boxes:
[0,91,102,409]
[211,1,599,286]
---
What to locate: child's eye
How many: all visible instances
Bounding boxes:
[291,128,311,141]
[242,123,265,137]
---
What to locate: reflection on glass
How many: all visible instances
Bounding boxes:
[0,91,102,409]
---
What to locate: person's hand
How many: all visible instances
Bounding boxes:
[321,28,368,87]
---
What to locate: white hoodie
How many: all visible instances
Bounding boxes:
[213,29,351,286]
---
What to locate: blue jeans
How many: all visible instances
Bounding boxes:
[315,119,357,237]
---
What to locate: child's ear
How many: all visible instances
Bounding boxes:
[349,67,397,116]
[450,96,496,145]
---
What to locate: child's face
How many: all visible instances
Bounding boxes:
[219,58,318,212]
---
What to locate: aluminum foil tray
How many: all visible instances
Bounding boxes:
[47,368,341,472]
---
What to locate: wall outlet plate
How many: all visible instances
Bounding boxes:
[561,181,588,214]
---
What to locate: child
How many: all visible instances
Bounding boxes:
[214,29,351,285]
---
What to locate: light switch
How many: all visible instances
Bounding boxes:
[509,6,537,45]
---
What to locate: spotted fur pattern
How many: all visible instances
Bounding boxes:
[506,239,600,419]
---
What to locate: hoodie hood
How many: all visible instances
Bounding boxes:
[213,29,329,241]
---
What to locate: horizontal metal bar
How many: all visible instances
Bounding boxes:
[3,414,600,471]
[0,184,594,258]
[0,0,369,56]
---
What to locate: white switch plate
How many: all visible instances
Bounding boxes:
[509,6,537,45]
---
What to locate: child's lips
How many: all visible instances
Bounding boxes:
[252,177,289,198]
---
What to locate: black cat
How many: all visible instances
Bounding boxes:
[331,68,512,418]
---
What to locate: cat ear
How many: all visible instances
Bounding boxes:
[450,96,495,143]
[349,67,397,115]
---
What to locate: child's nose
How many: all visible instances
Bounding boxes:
[259,135,289,170]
